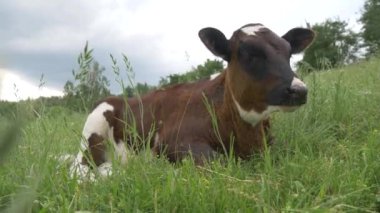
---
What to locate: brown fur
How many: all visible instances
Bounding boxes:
[98,72,271,163]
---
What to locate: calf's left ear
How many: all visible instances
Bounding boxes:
[282,28,315,54]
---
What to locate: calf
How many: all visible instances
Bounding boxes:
[71,23,314,177]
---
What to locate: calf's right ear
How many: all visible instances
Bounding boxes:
[198,27,231,61]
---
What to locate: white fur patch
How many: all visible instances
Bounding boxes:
[154,133,160,147]
[82,102,114,140]
[231,93,279,126]
[114,142,128,164]
[68,152,95,181]
[57,154,75,163]
[291,77,307,89]
[210,73,220,80]
[241,25,267,36]
[79,138,88,151]
[67,102,119,182]
[108,126,115,143]
[235,102,280,126]
[67,152,113,182]
[98,162,112,177]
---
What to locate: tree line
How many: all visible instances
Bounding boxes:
[299,0,380,71]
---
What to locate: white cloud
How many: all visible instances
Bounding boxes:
[0,69,63,102]
[0,0,365,96]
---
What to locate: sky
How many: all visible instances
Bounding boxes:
[0,0,365,101]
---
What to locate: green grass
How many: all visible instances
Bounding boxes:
[1,58,380,212]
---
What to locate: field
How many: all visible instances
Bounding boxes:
[1,58,380,212]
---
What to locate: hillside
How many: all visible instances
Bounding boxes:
[0,57,379,212]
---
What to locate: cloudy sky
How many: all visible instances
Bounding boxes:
[0,0,365,101]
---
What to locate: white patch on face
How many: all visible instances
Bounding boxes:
[210,72,220,80]
[231,93,280,126]
[82,102,114,140]
[291,77,307,90]
[241,25,267,36]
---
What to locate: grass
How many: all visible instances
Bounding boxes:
[1,57,380,212]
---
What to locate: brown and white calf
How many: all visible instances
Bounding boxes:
[71,23,314,177]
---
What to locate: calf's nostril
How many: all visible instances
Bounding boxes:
[287,86,308,98]
[296,86,308,97]
[287,87,296,95]
[289,77,308,97]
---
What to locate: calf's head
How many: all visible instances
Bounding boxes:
[199,23,315,124]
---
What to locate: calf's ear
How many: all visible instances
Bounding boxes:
[199,27,231,61]
[282,28,315,54]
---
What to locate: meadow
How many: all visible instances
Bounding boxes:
[0,57,380,212]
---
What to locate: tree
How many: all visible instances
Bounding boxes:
[194,59,224,78]
[299,19,359,71]
[124,86,134,98]
[63,80,74,97]
[123,83,156,98]
[63,42,111,111]
[360,0,380,55]
[135,83,154,95]
[159,59,224,87]
[76,61,110,100]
